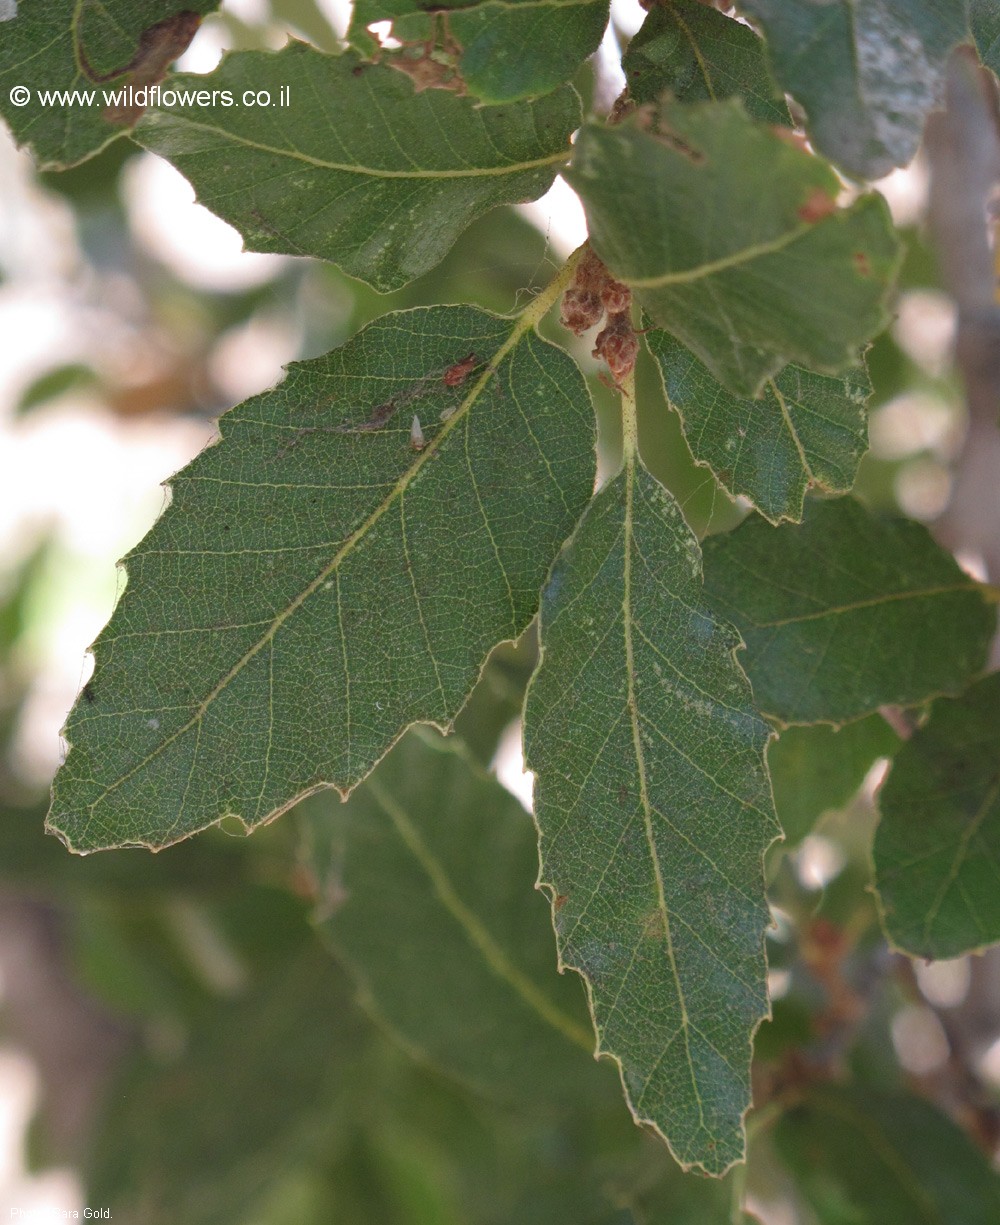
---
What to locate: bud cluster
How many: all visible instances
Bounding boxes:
[560,248,639,386]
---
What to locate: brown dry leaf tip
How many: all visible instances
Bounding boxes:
[593,310,639,386]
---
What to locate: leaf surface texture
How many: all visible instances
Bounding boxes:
[135,44,580,291]
[702,498,997,725]
[48,304,595,851]
[524,456,779,1174]
[875,673,1000,958]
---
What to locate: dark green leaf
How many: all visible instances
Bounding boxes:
[646,327,870,523]
[738,0,969,180]
[304,728,612,1105]
[134,44,579,292]
[567,99,900,397]
[769,715,901,844]
[88,946,369,1224]
[972,0,1000,75]
[524,454,780,1174]
[48,300,595,852]
[773,1085,1000,1225]
[875,672,1000,958]
[702,497,997,725]
[0,1,216,169]
[349,0,610,104]
[623,0,789,122]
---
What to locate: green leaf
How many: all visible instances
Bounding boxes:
[645,327,871,523]
[631,1162,755,1224]
[874,672,1000,958]
[769,715,901,845]
[523,452,780,1174]
[739,0,972,180]
[133,44,580,292]
[0,1,216,169]
[304,728,611,1105]
[702,497,997,725]
[349,0,610,105]
[623,0,789,123]
[48,298,596,853]
[88,946,370,1224]
[972,0,1000,75]
[773,1085,1000,1225]
[566,99,900,397]
[15,363,102,417]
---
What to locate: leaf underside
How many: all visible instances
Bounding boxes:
[567,98,900,398]
[875,672,1000,959]
[702,497,997,726]
[134,44,580,292]
[524,457,779,1175]
[48,304,595,853]
[739,0,976,180]
[305,728,614,1105]
[645,327,871,524]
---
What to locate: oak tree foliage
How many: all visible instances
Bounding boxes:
[3,0,1000,1218]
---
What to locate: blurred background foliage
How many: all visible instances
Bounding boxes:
[1,1,999,1221]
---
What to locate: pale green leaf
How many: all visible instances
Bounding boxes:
[524,456,780,1175]
[0,0,216,169]
[646,327,870,523]
[739,0,971,179]
[349,0,610,104]
[47,301,595,853]
[702,497,997,725]
[769,715,901,845]
[303,727,611,1105]
[566,99,900,397]
[773,1085,1000,1225]
[875,672,1000,958]
[623,0,789,123]
[133,44,580,292]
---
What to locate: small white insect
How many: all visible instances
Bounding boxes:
[410,414,426,450]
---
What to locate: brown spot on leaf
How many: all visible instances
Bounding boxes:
[853,251,871,277]
[797,188,837,224]
[442,352,478,387]
[554,893,568,911]
[81,11,203,125]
